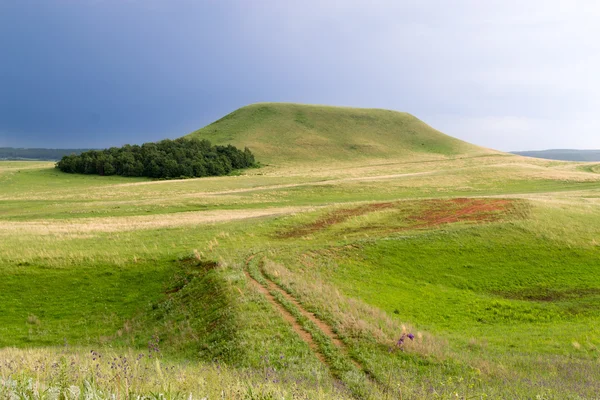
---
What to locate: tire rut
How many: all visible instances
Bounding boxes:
[260,273,364,371]
[244,257,327,364]
[246,255,365,371]
[245,255,389,398]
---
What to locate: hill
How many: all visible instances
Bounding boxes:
[512,149,600,161]
[0,147,93,161]
[187,103,494,164]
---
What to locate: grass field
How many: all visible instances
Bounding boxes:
[2,104,600,399]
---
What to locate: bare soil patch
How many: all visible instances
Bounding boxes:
[407,198,521,229]
[280,202,398,238]
[280,198,523,238]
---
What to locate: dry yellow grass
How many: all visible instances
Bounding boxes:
[0,206,320,235]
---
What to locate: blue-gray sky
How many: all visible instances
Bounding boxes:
[1,0,599,151]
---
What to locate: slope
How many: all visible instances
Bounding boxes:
[187,103,496,165]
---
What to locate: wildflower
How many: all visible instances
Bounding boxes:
[392,332,415,352]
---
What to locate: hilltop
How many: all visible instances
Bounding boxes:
[187,103,495,165]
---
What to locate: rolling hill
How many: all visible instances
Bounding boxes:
[187,103,495,164]
[512,149,600,161]
[0,147,93,161]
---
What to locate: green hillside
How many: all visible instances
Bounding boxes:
[188,103,492,164]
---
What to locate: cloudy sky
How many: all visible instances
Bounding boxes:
[1,0,599,151]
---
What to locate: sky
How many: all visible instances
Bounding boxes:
[1,0,599,151]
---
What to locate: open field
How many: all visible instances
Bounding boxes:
[2,104,600,399]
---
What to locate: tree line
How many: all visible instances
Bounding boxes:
[55,138,257,178]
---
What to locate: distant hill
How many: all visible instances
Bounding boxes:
[511,149,600,162]
[187,103,495,165]
[0,147,93,161]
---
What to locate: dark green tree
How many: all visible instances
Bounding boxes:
[56,138,257,179]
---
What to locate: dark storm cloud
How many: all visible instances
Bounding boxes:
[1,0,599,150]
[0,1,262,147]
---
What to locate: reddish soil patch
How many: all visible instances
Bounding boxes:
[406,198,519,229]
[280,202,398,238]
[280,198,524,238]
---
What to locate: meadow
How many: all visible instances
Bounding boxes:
[1,104,600,399]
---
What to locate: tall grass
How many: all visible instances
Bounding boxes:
[0,347,349,399]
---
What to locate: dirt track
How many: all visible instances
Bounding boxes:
[244,267,326,363]
[245,255,365,372]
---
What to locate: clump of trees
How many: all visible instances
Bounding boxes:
[56,138,256,179]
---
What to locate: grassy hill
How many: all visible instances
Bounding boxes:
[188,103,494,165]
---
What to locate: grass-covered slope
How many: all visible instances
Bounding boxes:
[188,103,494,164]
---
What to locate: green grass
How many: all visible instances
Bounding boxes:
[3,104,600,398]
[4,161,600,222]
[260,202,600,397]
[579,163,600,173]
[188,103,494,165]
[0,347,347,399]
[330,224,600,346]
[0,261,171,347]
